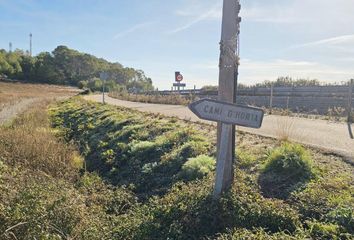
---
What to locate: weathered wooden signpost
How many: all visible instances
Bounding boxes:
[189,0,264,199]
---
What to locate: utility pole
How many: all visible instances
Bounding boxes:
[214,0,241,198]
[29,33,32,57]
[9,42,12,53]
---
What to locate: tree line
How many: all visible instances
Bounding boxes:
[0,46,154,92]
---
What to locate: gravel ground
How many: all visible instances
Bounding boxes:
[85,94,354,163]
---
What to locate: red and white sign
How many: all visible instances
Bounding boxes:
[176,74,183,82]
[175,71,184,82]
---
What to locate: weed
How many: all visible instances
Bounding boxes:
[179,155,216,181]
[259,143,315,199]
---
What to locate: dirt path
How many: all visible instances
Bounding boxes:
[0,98,39,125]
[85,95,354,161]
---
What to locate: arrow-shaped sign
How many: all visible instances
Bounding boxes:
[189,99,264,128]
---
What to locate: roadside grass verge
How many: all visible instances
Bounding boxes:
[47,97,354,239]
[1,97,352,239]
[50,97,214,198]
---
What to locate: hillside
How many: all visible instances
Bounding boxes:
[0,46,153,92]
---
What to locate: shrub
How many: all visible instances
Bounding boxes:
[259,143,315,199]
[236,149,257,169]
[179,155,216,181]
[326,207,354,234]
[306,221,345,240]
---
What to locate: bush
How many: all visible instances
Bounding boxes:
[179,155,216,181]
[259,143,315,199]
[306,221,346,240]
[326,207,354,234]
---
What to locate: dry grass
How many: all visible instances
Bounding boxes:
[0,100,82,181]
[275,117,296,141]
[0,81,80,111]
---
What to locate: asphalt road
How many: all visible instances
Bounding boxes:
[85,94,354,161]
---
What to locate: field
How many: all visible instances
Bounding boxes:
[0,92,353,239]
[0,81,79,111]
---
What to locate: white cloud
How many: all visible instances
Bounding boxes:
[113,21,155,39]
[168,3,220,34]
[296,34,354,48]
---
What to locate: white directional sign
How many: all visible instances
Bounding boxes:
[100,72,109,81]
[189,99,264,128]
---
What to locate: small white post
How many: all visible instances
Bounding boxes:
[103,79,105,104]
[100,72,108,104]
[270,83,274,114]
[348,79,353,123]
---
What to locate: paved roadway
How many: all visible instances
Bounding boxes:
[85,95,354,161]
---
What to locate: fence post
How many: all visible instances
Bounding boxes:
[286,96,290,110]
[348,79,353,122]
[269,83,274,114]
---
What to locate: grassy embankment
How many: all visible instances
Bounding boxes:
[0,97,353,239]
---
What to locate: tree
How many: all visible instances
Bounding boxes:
[0,46,154,91]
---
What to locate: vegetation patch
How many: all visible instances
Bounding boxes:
[259,142,316,199]
[179,155,216,181]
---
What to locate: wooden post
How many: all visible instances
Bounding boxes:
[348,79,353,123]
[214,123,232,197]
[269,83,274,114]
[214,0,241,199]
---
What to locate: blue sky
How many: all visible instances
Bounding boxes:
[1,0,354,89]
